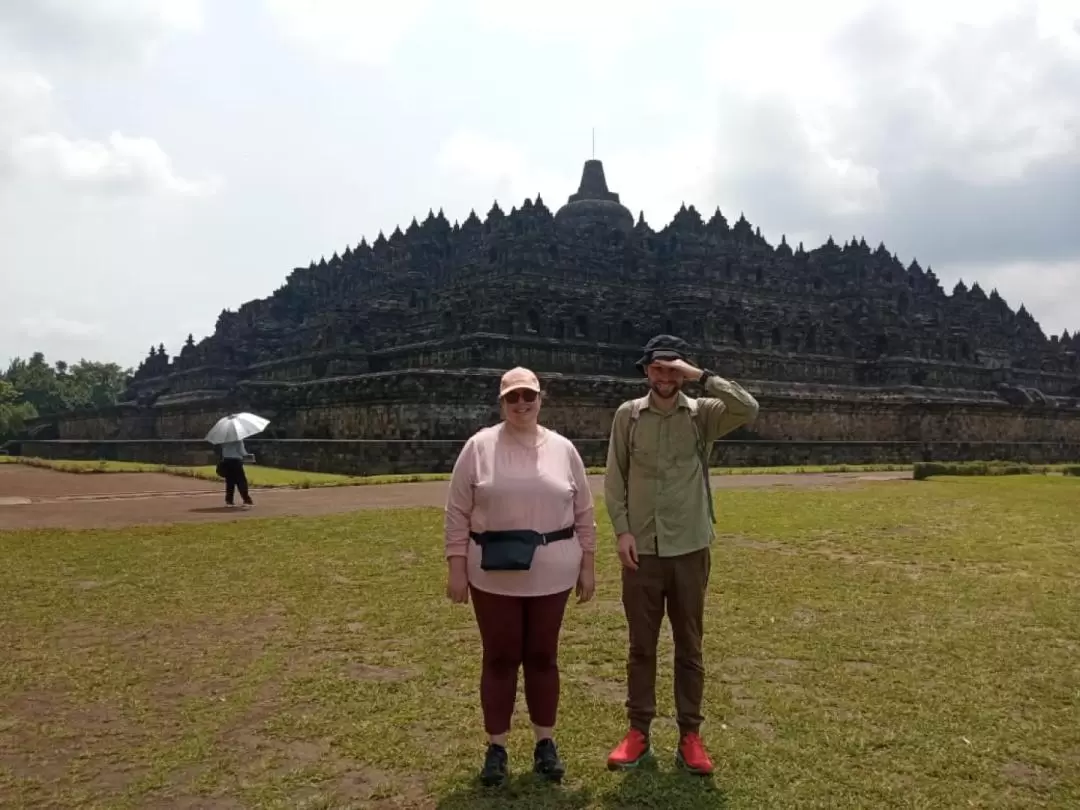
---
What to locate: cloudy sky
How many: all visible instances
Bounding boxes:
[1,0,1077,369]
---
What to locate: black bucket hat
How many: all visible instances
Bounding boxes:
[636,334,691,369]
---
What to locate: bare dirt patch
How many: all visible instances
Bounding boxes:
[576,674,626,703]
[731,717,776,740]
[0,464,214,499]
[0,604,428,807]
[1000,760,1057,789]
[214,691,430,804]
[725,656,803,681]
[0,689,155,797]
[727,684,758,710]
[341,663,417,682]
[725,535,799,555]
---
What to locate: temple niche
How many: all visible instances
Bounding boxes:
[123,158,1079,406]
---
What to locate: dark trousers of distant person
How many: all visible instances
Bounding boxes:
[220,458,252,506]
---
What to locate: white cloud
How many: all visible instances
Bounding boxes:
[704,0,1079,193]
[462,0,694,71]
[19,313,103,341]
[0,69,218,198]
[0,71,52,132]
[263,0,706,72]
[435,131,575,213]
[264,0,431,66]
[0,0,202,68]
[11,131,219,197]
[686,0,1080,274]
[601,135,716,227]
[0,70,55,176]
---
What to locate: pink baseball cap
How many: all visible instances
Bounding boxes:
[499,366,541,397]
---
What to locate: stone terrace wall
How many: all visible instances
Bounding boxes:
[16,438,1080,476]
[43,369,1080,446]
[124,334,1080,400]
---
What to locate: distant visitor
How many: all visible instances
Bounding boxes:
[205,412,269,508]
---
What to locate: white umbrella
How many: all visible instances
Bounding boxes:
[205,412,270,445]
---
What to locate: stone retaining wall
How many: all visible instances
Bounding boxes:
[18,369,1080,475]
[15,438,1080,476]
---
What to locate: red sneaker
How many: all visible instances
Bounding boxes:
[606,729,653,770]
[676,732,714,775]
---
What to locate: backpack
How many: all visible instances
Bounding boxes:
[626,397,716,524]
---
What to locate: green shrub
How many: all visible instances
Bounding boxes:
[913,460,1060,480]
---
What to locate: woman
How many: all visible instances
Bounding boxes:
[444,366,596,787]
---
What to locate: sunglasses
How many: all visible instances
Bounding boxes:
[503,389,538,404]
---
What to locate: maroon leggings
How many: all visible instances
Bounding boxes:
[470,586,571,735]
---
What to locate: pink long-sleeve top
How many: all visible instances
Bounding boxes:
[444,423,597,597]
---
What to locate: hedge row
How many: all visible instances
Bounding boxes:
[914,461,1080,480]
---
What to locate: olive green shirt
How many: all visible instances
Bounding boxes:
[603,374,760,557]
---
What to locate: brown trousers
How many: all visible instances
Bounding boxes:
[621,547,711,735]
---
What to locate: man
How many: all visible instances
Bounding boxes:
[604,334,759,775]
[218,438,255,507]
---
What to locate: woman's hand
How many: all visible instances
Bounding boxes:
[446,557,469,604]
[576,553,595,603]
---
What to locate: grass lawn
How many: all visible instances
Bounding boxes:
[2,477,1079,809]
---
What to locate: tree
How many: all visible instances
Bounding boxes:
[0,379,37,440]
[1,353,131,427]
[4,353,63,414]
[61,360,130,409]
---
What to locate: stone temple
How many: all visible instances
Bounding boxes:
[19,159,1080,472]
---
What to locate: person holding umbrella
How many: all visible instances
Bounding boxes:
[205,412,269,508]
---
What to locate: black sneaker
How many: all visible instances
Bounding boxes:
[480,743,508,787]
[533,738,565,782]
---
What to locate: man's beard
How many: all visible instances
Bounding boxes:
[650,380,681,400]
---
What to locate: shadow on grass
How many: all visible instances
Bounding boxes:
[433,766,727,810]
[435,773,592,810]
[597,765,728,809]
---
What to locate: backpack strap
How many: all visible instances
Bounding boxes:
[627,397,646,457]
[686,399,716,524]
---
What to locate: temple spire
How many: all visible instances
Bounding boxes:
[568,159,620,203]
[554,157,634,233]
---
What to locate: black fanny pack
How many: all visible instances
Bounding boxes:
[470,526,575,571]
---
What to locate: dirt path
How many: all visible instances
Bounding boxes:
[0,464,216,499]
[0,466,910,531]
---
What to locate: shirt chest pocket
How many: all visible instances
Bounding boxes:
[630,422,659,470]
[669,419,702,460]
[631,416,700,470]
